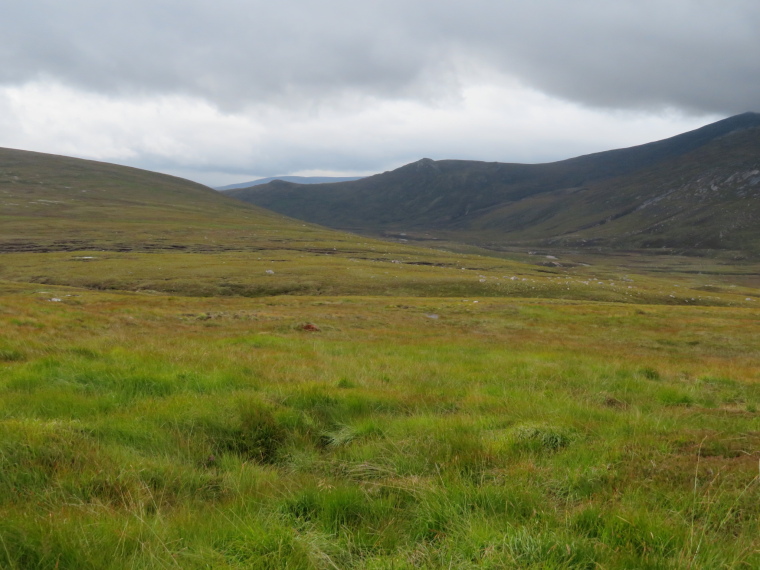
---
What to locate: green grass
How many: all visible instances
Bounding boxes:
[1,286,759,568]
[2,147,760,567]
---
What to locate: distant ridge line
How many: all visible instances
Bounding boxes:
[225,112,760,257]
[217,175,364,191]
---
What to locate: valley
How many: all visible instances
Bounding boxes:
[0,132,759,568]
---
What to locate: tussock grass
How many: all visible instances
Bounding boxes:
[1,287,759,568]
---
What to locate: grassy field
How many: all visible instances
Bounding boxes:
[1,281,759,569]
[2,148,760,568]
[2,246,759,307]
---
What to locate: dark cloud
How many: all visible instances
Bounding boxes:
[3,1,759,114]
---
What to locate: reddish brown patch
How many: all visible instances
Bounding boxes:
[301,323,320,332]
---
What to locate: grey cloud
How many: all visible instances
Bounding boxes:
[2,1,451,108]
[474,0,760,114]
[3,1,760,114]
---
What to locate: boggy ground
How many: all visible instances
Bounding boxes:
[1,282,759,569]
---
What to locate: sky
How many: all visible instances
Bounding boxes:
[1,1,758,187]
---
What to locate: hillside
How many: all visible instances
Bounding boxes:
[0,146,458,258]
[0,146,620,300]
[0,147,525,296]
[0,147,300,253]
[228,113,760,257]
[3,146,758,304]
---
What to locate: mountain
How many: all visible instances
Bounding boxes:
[217,176,363,191]
[227,113,760,256]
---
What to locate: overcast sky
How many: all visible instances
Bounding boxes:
[1,1,758,186]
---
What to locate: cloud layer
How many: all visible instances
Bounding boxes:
[1,1,756,183]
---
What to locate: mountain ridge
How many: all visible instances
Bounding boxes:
[226,113,760,256]
[217,175,363,191]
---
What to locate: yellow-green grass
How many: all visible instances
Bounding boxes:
[2,249,760,308]
[1,284,759,568]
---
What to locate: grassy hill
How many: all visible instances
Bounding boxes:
[228,113,760,257]
[0,146,335,254]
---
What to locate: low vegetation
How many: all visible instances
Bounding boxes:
[1,283,759,568]
[2,147,759,567]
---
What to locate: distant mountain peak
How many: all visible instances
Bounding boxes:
[217,175,364,191]
[407,157,441,175]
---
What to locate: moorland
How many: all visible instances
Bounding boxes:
[1,128,759,569]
